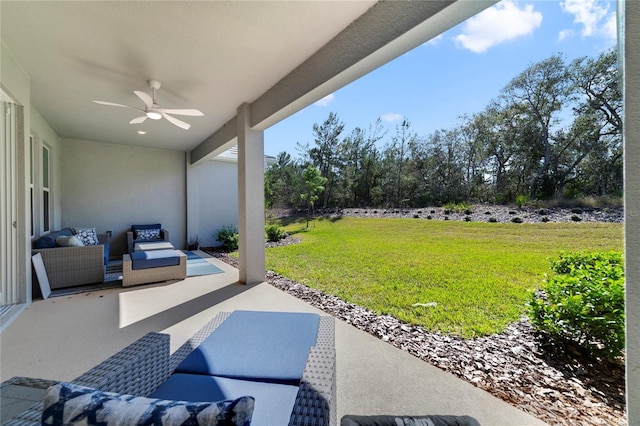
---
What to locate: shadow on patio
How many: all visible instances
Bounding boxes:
[0,252,546,425]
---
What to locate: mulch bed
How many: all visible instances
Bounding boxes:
[202,206,626,425]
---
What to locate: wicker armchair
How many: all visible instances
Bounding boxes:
[6,311,336,426]
[31,233,109,290]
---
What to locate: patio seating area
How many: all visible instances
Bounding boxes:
[0,255,546,425]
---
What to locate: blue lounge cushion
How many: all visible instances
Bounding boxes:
[42,381,254,426]
[150,373,299,426]
[175,310,320,384]
[131,249,180,270]
[34,228,74,249]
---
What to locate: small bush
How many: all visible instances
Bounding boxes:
[444,216,449,221]
[426,215,432,220]
[538,209,548,215]
[464,209,473,215]
[413,214,420,219]
[216,225,239,251]
[186,235,201,251]
[443,209,451,215]
[464,216,472,222]
[541,216,549,223]
[508,210,517,215]
[265,224,287,242]
[484,211,491,215]
[488,217,498,223]
[516,194,529,208]
[430,210,436,214]
[571,208,583,214]
[511,217,523,223]
[527,251,625,360]
[571,215,583,222]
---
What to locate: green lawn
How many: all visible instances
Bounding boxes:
[266,217,623,338]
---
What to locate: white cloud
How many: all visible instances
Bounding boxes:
[453,0,543,53]
[559,0,616,42]
[314,93,335,107]
[557,29,574,42]
[380,113,403,123]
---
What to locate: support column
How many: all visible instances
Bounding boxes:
[623,0,640,423]
[237,103,265,285]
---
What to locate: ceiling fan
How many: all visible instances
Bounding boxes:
[92,80,203,130]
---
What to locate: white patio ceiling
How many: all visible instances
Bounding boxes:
[1,1,495,162]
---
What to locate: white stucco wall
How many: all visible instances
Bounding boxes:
[60,139,186,256]
[187,158,238,248]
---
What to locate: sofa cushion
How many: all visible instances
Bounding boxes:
[55,235,84,247]
[33,228,74,249]
[72,227,99,246]
[131,249,180,270]
[42,382,254,426]
[132,223,162,241]
[150,373,298,426]
[175,310,320,384]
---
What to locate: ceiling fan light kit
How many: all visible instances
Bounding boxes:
[92,79,203,130]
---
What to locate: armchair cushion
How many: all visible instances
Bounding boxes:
[175,310,320,384]
[151,374,299,426]
[132,223,162,241]
[33,228,74,249]
[55,235,84,247]
[42,382,254,426]
[72,227,100,246]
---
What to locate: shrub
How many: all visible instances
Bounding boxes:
[527,251,625,360]
[265,224,287,242]
[511,217,523,223]
[216,225,239,251]
[488,217,498,223]
[571,208,583,214]
[538,209,548,215]
[515,194,529,208]
[571,215,583,222]
[464,216,472,222]
[186,235,201,251]
[443,202,471,213]
[426,215,432,220]
[413,214,420,219]
[541,216,549,223]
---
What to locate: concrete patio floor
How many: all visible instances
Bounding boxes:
[0,252,546,425]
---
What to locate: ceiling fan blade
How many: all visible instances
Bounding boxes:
[130,116,147,125]
[155,108,204,116]
[134,91,153,109]
[162,113,190,130]
[92,100,142,111]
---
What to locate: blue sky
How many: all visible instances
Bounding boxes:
[264,0,617,158]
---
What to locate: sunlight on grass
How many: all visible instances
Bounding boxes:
[266,217,623,337]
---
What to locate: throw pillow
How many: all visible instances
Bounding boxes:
[42,382,254,426]
[56,235,84,247]
[135,227,161,241]
[72,227,99,246]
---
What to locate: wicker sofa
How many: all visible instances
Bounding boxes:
[32,228,110,290]
[6,311,336,426]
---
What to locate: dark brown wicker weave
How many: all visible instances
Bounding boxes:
[5,311,336,426]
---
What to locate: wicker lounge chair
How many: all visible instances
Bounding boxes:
[5,311,336,426]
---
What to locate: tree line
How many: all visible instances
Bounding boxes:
[265,49,622,209]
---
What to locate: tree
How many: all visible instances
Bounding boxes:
[300,166,327,227]
[308,112,345,207]
[501,54,571,199]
